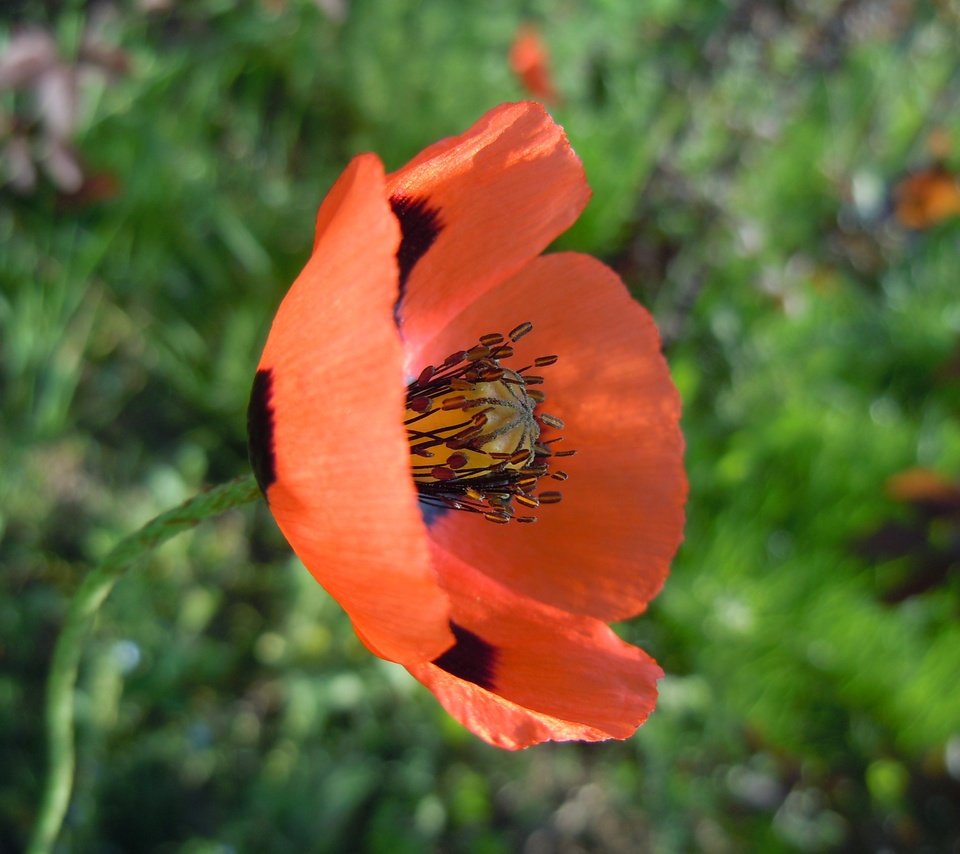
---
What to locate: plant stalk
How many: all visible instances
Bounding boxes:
[28,473,261,854]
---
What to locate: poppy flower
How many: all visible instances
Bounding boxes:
[248,102,686,749]
[892,163,960,230]
[509,23,558,104]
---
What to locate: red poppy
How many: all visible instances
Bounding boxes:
[509,23,557,104]
[248,102,686,749]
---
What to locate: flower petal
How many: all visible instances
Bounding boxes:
[414,252,686,622]
[408,544,662,749]
[509,24,558,103]
[386,101,589,363]
[251,153,453,664]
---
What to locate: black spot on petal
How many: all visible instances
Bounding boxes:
[247,369,277,494]
[390,193,443,320]
[433,621,498,690]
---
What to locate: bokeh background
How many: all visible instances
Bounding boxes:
[3,1,960,851]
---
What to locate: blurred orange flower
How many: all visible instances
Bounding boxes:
[893,164,960,230]
[509,24,557,103]
[886,467,960,506]
[248,102,686,748]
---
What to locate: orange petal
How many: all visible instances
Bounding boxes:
[509,23,558,103]
[407,544,662,749]
[385,102,589,366]
[412,252,686,622]
[250,153,453,665]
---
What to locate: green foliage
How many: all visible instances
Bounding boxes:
[3,0,960,851]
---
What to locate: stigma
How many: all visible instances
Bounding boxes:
[405,322,573,523]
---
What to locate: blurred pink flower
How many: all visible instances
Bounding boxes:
[0,23,128,194]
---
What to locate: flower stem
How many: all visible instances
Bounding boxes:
[28,473,262,854]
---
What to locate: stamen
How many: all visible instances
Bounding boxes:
[447,453,468,469]
[404,322,568,523]
[441,395,468,410]
[508,321,533,342]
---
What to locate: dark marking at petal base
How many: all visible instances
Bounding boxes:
[418,499,450,527]
[432,621,498,690]
[390,193,443,320]
[247,369,277,494]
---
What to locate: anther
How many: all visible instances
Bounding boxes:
[508,322,533,342]
[447,453,468,469]
[538,413,565,430]
[466,345,490,361]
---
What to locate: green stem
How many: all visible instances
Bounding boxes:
[28,473,262,854]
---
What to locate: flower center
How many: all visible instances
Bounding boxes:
[405,322,573,523]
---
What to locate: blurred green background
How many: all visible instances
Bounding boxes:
[3,0,960,851]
